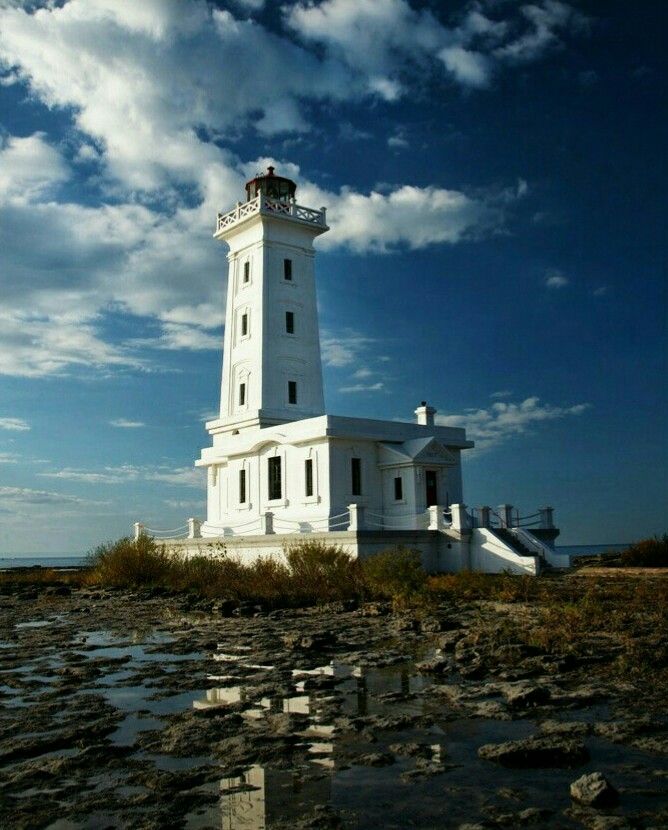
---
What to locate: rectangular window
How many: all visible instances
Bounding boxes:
[305,458,313,497]
[268,456,282,501]
[243,261,250,282]
[239,469,246,504]
[288,380,297,404]
[285,311,294,334]
[283,258,292,280]
[394,476,403,501]
[239,382,246,406]
[241,312,248,337]
[351,457,362,496]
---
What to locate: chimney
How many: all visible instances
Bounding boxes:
[415,401,436,426]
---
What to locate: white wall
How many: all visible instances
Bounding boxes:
[469,528,539,575]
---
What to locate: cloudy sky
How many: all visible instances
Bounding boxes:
[0,0,665,553]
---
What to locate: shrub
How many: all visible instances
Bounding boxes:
[285,540,360,603]
[360,547,427,602]
[619,535,668,567]
[87,535,173,587]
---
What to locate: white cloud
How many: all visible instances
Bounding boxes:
[109,419,145,429]
[387,129,409,149]
[0,417,30,431]
[545,269,569,288]
[0,452,20,464]
[286,0,587,92]
[0,133,68,202]
[593,286,608,297]
[494,1,588,65]
[339,381,385,393]
[0,485,101,506]
[38,463,204,487]
[352,367,374,379]
[0,1,585,379]
[145,467,205,487]
[490,390,512,399]
[438,46,491,89]
[436,396,590,450]
[321,331,374,368]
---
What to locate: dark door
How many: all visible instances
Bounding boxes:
[425,470,438,507]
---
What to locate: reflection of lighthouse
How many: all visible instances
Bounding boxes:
[192,651,430,829]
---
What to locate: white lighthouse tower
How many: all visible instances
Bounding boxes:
[177,167,567,574]
[215,167,327,433]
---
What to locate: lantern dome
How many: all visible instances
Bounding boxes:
[245,166,296,203]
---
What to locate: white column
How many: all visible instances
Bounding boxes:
[428,505,446,531]
[261,512,274,535]
[539,506,555,529]
[498,504,514,528]
[133,522,144,541]
[450,504,470,532]
[478,506,491,528]
[348,504,365,531]
[188,518,202,539]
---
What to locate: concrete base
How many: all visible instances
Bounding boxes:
[164,527,543,575]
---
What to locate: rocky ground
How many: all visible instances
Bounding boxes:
[1,574,667,829]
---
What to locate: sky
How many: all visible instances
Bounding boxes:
[0,0,665,554]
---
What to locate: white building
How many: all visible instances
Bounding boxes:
[141,168,568,573]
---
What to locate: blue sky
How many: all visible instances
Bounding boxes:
[0,0,665,553]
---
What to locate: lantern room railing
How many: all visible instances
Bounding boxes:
[215,194,327,234]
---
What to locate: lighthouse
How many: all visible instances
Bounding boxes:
[214,167,327,432]
[179,167,568,573]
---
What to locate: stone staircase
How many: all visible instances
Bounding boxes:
[493,527,538,558]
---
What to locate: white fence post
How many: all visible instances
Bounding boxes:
[188,517,201,539]
[261,512,275,535]
[428,505,446,531]
[539,506,555,529]
[450,504,470,532]
[498,504,514,528]
[348,504,365,531]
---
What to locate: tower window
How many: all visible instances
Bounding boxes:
[283,258,292,280]
[285,311,294,334]
[241,312,248,337]
[305,458,313,497]
[243,261,250,283]
[351,457,362,496]
[239,382,246,406]
[239,469,247,504]
[394,476,403,501]
[288,380,297,405]
[268,456,282,501]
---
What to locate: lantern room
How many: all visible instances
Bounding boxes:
[245,166,296,202]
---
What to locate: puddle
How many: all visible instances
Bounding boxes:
[5,622,668,829]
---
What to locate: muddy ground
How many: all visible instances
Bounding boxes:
[1,575,667,829]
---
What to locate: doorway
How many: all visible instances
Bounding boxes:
[425,469,438,507]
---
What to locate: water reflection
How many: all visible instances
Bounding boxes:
[192,648,430,829]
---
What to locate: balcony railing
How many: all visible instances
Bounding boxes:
[215,194,327,234]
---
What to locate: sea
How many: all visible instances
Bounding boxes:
[0,544,630,569]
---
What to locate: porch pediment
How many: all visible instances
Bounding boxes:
[378,437,457,467]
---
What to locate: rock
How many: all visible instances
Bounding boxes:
[478,735,590,768]
[415,656,451,675]
[359,602,390,617]
[437,630,464,651]
[281,631,336,651]
[570,772,619,807]
[500,682,551,709]
[389,742,439,758]
[538,720,589,737]
[392,615,419,632]
[355,751,395,767]
[420,617,446,633]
